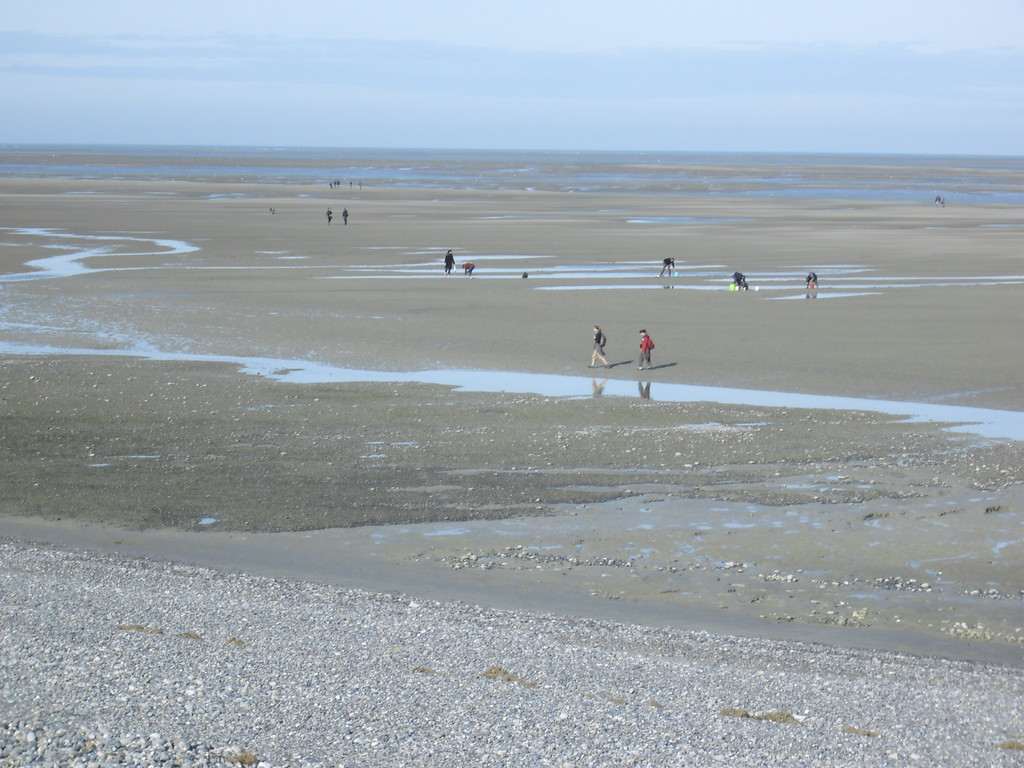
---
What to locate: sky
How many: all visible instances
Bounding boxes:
[1,0,1022,155]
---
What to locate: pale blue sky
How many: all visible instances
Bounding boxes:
[2,0,1022,154]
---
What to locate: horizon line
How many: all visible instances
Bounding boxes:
[1,143,1022,161]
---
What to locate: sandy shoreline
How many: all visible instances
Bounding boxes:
[1,168,1023,669]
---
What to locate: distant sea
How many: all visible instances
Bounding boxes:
[1,145,1022,204]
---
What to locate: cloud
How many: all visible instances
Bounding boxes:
[0,26,1020,153]
[5,0,1024,53]
[3,31,1017,97]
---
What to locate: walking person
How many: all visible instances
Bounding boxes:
[342,208,349,225]
[444,250,455,276]
[638,329,655,370]
[590,325,609,368]
[326,208,333,224]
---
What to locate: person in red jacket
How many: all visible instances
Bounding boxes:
[638,329,655,370]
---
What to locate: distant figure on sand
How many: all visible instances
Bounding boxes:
[638,329,654,369]
[444,250,455,275]
[659,257,675,277]
[732,271,748,291]
[342,208,349,225]
[326,208,333,224]
[806,271,819,299]
[463,262,476,277]
[590,326,609,368]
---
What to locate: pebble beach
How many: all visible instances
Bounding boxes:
[3,540,1023,768]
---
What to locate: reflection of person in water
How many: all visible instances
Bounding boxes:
[638,381,651,399]
[659,257,675,277]
[732,271,748,290]
[591,378,607,397]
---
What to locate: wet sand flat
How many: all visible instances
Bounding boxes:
[1,167,1022,665]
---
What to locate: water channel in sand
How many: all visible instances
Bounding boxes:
[2,340,1022,441]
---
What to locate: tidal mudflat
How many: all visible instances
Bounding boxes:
[1,162,1022,667]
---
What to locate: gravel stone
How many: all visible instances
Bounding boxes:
[2,540,1023,766]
